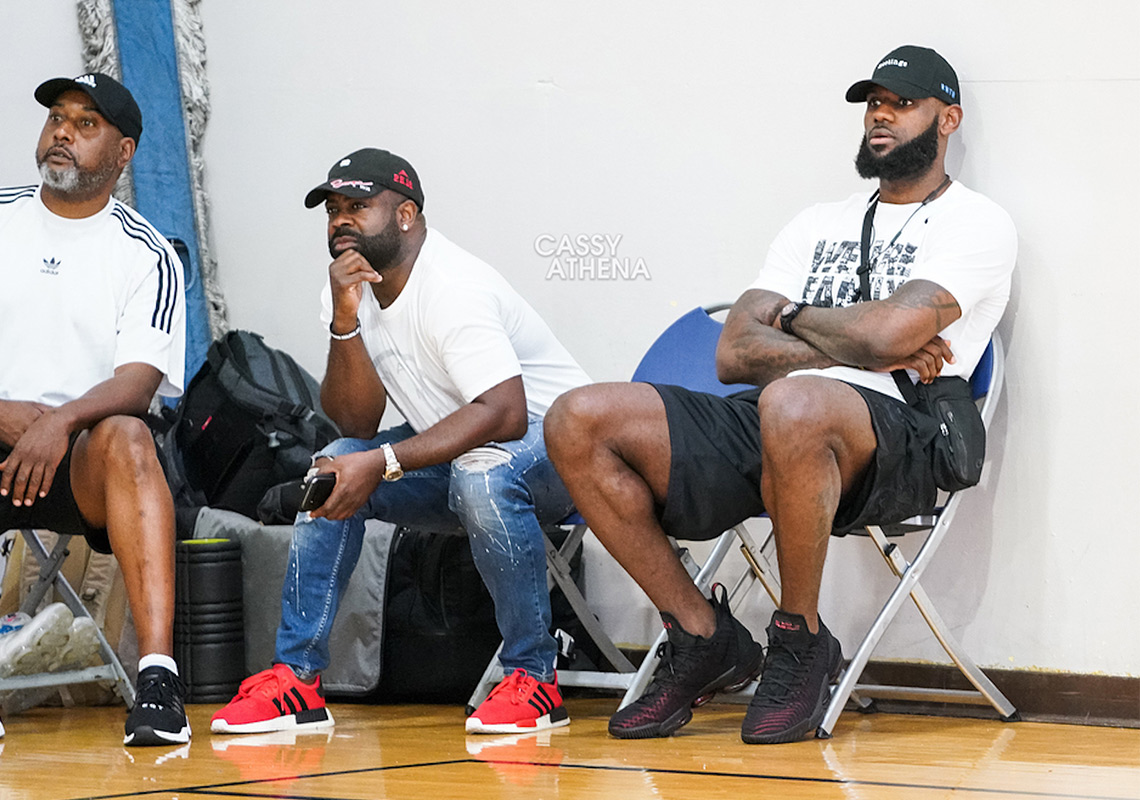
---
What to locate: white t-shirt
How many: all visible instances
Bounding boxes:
[0,185,185,406]
[320,228,590,433]
[750,181,1016,400]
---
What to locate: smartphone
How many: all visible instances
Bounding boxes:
[299,472,336,512]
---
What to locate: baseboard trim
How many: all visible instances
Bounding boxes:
[853,661,1138,728]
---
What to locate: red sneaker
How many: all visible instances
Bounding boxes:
[466,669,570,734]
[211,664,333,734]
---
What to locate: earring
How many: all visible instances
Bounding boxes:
[402,224,409,231]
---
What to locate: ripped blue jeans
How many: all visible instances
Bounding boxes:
[275,416,574,683]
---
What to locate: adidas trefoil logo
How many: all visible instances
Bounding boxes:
[41,257,62,276]
[75,74,97,88]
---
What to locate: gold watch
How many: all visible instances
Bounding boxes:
[380,442,404,482]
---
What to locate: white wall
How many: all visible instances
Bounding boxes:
[0,6,85,182]
[5,1,1138,677]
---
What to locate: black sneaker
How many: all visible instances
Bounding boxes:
[609,588,763,739]
[124,666,191,746]
[741,610,843,744]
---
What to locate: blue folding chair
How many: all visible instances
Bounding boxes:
[626,320,1019,732]
[470,308,1017,731]
[619,320,1018,731]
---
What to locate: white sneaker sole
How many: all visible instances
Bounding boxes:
[57,616,102,669]
[0,603,73,678]
[124,722,192,746]
[1,615,107,715]
[465,712,571,735]
[210,708,335,735]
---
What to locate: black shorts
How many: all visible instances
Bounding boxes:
[0,435,112,554]
[652,380,938,540]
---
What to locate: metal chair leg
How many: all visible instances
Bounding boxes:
[0,530,135,707]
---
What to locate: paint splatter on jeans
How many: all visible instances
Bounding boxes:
[276,417,574,681]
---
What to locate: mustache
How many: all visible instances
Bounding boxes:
[43,144,77,163]
[329,226,359,246]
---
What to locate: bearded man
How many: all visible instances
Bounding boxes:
[211,148,591,737]
[544,45,1017,744]
[0,73,188,746]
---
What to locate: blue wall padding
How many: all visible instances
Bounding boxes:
[113,0,211,390]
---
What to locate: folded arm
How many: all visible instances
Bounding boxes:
[716,280,960,387]
[716,289,842,387]
[784,279,961,368]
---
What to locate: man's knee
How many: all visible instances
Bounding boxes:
[448,449,537,547]
[758,379,833,441]
[546,383,657,464]
[315,436,370,461]
[85,416,159,473]
[449,447,522,509]
[545,386,603,459]
[758,378,875,463]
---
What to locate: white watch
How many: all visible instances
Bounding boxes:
[381,442,404,482]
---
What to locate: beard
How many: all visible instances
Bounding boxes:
[328,217,402,269]
[855,116,939,181]
[36,143,121,198]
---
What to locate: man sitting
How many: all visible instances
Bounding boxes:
[545,45,1016,744]
[0,73,189,746]
[211,148,590,735]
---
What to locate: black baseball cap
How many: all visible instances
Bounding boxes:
[35,72,143,142]
[846,45,960,107]
[304,148,424,210]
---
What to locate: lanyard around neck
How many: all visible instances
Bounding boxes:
[855,174,952,403]
[855,174,952,302]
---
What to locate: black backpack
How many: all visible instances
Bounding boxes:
[157,330,340,529]
[351,525,601,704]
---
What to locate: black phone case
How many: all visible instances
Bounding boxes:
[299,473,336,511]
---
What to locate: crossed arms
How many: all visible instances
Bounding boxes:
[715,279,962,388]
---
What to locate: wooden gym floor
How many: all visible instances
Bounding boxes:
[0,697,1137,800]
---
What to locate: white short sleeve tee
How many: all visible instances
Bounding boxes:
[321,228,590,433]
[0,186,186,406]
[750,181,1016,399]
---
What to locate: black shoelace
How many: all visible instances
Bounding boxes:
[751,642,810,707]
[651,641,676,680]
[136,669,186,711]
[650,637,715,690]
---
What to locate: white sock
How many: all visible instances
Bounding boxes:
[138,653,179,676]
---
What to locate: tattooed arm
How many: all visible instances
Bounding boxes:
[783,279,960,368]
[715,280,960,387]
[716,289,843,386]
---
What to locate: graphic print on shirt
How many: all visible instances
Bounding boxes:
[802,237,918,308]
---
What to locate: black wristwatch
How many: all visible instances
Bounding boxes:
[779,301,809,334]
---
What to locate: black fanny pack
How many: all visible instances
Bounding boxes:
[892,374,986,492]
[856,186,986,492]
